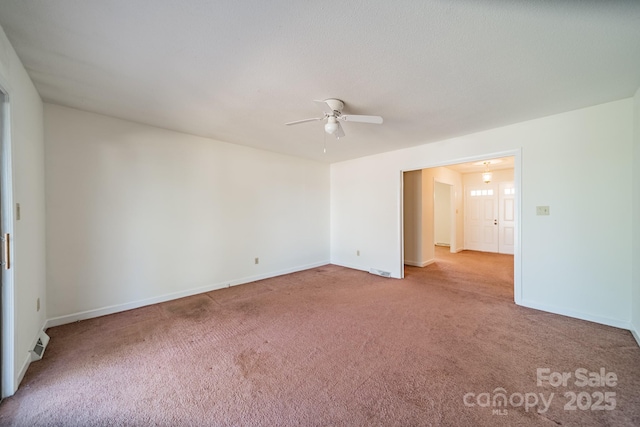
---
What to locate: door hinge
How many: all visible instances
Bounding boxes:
[1,233,10,269]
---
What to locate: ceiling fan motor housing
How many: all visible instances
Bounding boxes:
[324,99,344,114]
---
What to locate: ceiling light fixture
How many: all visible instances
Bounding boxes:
[482,162,493,184]
[324,116,339,134]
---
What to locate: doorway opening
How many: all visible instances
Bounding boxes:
[401,153,520,302]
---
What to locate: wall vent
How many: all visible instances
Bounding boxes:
[369,268,391,278]
[30,331,50,362]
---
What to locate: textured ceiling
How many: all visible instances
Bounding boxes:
[1,1,639,163]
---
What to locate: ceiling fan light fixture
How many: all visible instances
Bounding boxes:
[325,117,339,134]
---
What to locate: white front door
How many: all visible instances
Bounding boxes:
[498,182,515,255]
[464,186,498,252]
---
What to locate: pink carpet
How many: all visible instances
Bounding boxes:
[1,247,638,426]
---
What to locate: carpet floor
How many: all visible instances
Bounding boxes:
[1,247,638,426]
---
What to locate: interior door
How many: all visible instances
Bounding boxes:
[499,182,515,255]
[464,185,498,252]
[0,91,5,396]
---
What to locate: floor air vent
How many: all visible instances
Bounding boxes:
[30,331,50,362]
[369,268,391,278]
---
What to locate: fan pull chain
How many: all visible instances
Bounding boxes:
[323,129,327,153]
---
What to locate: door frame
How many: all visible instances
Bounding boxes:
[399,148,522,304]
[0,82,15,399]
[433,179,456,253]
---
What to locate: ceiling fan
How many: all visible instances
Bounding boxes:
[285,99,383,138]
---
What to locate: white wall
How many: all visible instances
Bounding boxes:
[45,104,329,322]
[0,26,47,396]
[331,99,633,329]
[403,166,463,268]
[403,169,441,267]
[632,87,640,345]
[420,169,435,265]
[403,170,422,266]
[430,166,464,252]
[434,182,451,246]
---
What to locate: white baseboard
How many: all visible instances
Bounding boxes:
[330,261,404,279]
[16,353,30,392]
[631,323,640,348]
[404,259,435,267]
[46,260,329,328]
[329,261,366,272]
[15,319,48,393]
[519,299,631,331]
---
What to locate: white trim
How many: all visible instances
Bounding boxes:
[45,260,329,328]
[15,320,47,391]
[631,324,640,348]
[0,81,16,398]
[15,354,29,391]
[513,150,523,305]
[404,259,435,267]
[331,261,367,273]
[398,170,405,279]
[520,299,632,331]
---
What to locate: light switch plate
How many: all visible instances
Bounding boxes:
[536,206,550,216]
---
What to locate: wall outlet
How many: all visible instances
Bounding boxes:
[16,203,20,220]
[254,257,259,265]
[37,297,40,312]
[536,206,550,216]
[356,250,360,256]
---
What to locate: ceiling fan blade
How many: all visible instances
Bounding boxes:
[339,114,383,124]
[333,122,345,138]
[285,117,324,126]
[313,99,335,115]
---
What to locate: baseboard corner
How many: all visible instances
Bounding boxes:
[16,353,30,393]
[518,299,631,330]
[404,259,435,268]
[631,324,640,348]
